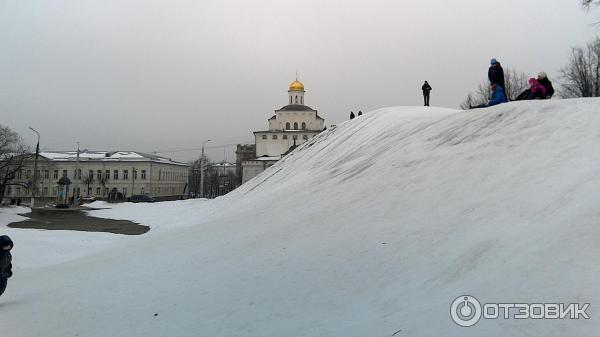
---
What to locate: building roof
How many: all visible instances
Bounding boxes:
[289,80,305,92]
[277,104,315,111]
[274,105,324,121]
[253,130,322,134]
[255,156,281,161]
[211,162,236,168]
[38,151,189,166]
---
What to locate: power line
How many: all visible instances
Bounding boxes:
[150,141,254,154]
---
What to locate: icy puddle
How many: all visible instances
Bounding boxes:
[7,208,149,235]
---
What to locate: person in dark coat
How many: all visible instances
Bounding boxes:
[0,235,13,297]
[473,83,508,108]
[537,72,554,99]
[488,58,505,89]
[350,111,355,120]
[358,110,362,116]
[421,81,432,106]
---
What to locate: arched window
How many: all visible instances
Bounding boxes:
[286,122,290,129]
[290,96,292,104]
[301,96,303,104]
[295,96,298,103]
[293,122,298,130]
[301,122,306,130]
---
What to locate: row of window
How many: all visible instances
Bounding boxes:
[290,95,304,105]
[12,168,187,182]
[87,169,146,181]
[285,122,307,130]
[262,134,310,140]
[6,186,50,196]
[160,170,186,181]
[7,183,183,197]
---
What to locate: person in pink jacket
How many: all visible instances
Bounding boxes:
[515,78,547,100]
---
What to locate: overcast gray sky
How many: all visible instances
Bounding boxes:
[1,0,598,162]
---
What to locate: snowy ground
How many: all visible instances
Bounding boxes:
[1,98,600,336]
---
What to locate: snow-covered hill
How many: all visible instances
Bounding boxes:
[2,98,600,336]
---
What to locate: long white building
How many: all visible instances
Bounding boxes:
[3,150,189,203]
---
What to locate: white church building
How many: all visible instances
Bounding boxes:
[241,79,326,183]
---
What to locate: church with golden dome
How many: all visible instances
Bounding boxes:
[240,78,326,183]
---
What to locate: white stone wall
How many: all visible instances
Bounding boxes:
[255,131,319,157]
[268,111,324,131]
[288,90,305,105]
[241,160,277,183]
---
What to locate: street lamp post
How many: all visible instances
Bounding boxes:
[131,167,136,198]
[200,139,211,198]
[28,127,40,208]
[72,142,81,208]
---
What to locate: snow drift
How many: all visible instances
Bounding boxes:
[2,98,600,337]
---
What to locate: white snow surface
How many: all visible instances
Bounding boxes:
[2,99,600,336]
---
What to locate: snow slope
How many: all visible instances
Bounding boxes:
[2,98,600,336]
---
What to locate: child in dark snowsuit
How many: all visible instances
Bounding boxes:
[0,235,13,297]
[537,72,554,99]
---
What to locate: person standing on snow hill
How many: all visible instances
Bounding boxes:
[349,111,355,120]
[473,83,508,108]
[421,81,432,106]
[488,58,505,90]
[537,72,554,99]
[0,235,14,297]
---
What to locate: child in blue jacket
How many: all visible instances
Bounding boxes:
[473,83,508,109]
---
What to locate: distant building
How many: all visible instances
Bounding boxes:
[240,79,326,183]
[235,144,256,182]
[2,150,190,203]
[210,162,237,176]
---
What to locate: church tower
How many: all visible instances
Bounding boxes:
[241,77,326,184]
[288,79,305,105]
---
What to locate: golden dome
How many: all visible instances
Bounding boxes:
[289,80,305,91]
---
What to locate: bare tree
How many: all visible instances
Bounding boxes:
[0,125,31,203]
[98,175,108,197]
[582,0,600,24]
[82,173,94,196]
[187,156,207,198]
[460,88,487,110]
[582,0,600,9]
[503,68,529,100]
[460,68,528,109]
[559,37,600,98]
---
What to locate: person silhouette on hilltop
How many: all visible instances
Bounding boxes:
[488,58,505,89]
[421,81,432,106]
[350,111,355,120]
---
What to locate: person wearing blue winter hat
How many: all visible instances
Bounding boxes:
[488,58,505,90]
